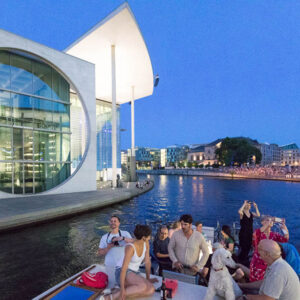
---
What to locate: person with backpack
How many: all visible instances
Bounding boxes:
[97,215,133,266]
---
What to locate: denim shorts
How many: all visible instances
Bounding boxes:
[115,267,140,286]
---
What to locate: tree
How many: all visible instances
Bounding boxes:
[215,137,262,166]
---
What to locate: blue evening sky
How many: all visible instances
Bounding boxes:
[1,0,299,149]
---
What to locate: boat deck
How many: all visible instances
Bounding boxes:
[34,264,222,300]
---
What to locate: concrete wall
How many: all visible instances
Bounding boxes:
[0,29,97,198]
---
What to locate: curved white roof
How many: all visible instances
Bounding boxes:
[65,3,154,104]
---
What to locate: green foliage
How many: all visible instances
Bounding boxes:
[199,164,204,168]
[215,137,262,166]
[187,161,193,168]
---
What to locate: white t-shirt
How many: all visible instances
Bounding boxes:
[259,257,300,300]
[99,230,132,249]
[99,230,132,267]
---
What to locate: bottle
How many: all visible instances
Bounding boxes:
[160,277,167,300]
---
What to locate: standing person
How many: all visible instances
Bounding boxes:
[153,225,172,275]
[97,215,133,266]
[238,200,260,264]
[249,215,289,282]
[101,225,158,300]
[168,214,209,275]
[168,220,181,238]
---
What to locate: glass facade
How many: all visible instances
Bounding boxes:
[70,93,87,173]
[96,100,120,172]
[0,50,71,194]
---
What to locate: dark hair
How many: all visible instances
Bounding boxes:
[195,221,202,226]
[111,215,120,222]
[134,224,152,240]
[222,225,235,242]
[180,214,193,224]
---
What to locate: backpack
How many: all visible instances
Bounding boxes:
[77,271,108,289]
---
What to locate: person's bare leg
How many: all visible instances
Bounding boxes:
[124,272,154,298]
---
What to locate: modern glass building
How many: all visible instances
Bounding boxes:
[0,50,72,194]
[0,3,155,198]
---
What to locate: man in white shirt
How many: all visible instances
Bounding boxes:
[97,215,133,262]
[168,214,209,275]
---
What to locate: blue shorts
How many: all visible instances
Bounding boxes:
[115,267,140,286]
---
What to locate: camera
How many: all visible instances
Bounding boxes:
[113,241,120,246]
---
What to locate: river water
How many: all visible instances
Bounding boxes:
[0,175,299,299]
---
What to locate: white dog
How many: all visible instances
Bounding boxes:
[204,248,243,300]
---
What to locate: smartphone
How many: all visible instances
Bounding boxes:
[274,217,284,223]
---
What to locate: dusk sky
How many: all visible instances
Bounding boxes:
[1,0,299,149]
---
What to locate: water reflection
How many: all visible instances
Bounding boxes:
[1,175,299,300]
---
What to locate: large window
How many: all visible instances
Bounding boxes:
[0,50,71,194]
[96,100,120,171]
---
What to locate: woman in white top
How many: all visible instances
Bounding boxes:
[101,224,158,300]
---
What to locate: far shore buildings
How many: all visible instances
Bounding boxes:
[258,143,282,166]
[129,139,300,170]
[0,3,156,198]
[187,139,222,166]
[280,143,300,166]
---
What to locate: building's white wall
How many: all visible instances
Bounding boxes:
[0,29,97,198]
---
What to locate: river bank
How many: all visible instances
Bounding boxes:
[137,169,300,182]
[0,181,154,233]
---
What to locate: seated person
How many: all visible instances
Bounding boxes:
[195,220,208,240]
[221,225,235,253]
[237,240,300,300]
[101,225,158,300]
[153,225,172,275]
[201,242,224,282]
[279,242,300,278]
[168,214,209,275]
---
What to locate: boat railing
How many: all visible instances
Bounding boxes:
[162,269,200,285]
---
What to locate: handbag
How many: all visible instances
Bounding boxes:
[77,271,108,289]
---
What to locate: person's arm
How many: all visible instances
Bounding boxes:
[97,235,113,256]
[145,242,158,283]
[120,245,134,299]
[238,201,248,219]
[168,234,178,263]
[156,252,169,258]
[123,232,135,243]
[279,222,289,241]
[201,267,209,278]
[97,243,114,256]
[237,295,275,300]
[252,202,260,217]
[238,280,262,290]
[196,237,209,270]
[260,222,269,233]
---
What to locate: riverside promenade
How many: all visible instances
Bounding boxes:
[0,181,153,233]
[137,169,300,182]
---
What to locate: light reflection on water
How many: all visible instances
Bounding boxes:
[0,174,299,300]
